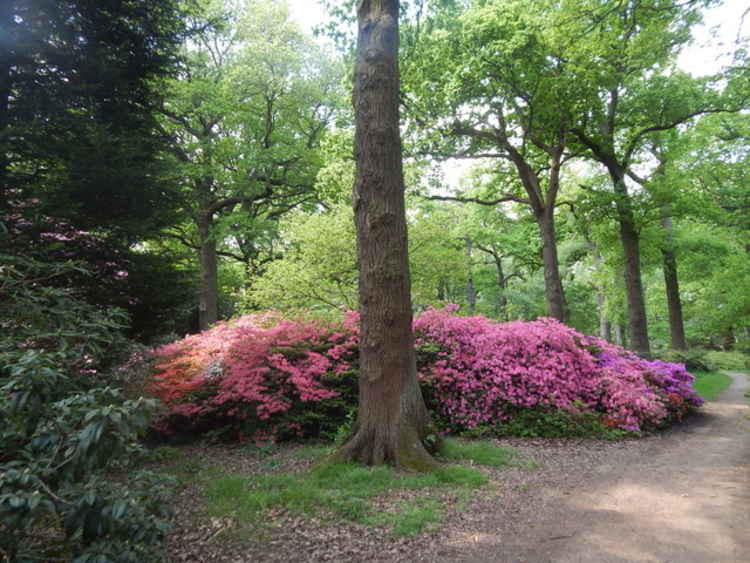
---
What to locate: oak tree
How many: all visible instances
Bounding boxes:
[332,0,438,469]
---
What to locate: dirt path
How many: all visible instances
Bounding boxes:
[164,374,749,562]
[438,372,750,563]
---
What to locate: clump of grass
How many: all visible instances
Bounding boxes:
[438,438,515,467]
[287,444,333,459]
[372,499,443,536]
[392,501,441,536]
[692,371,733,401]
[203,451,496,537]
[144,445,182,463]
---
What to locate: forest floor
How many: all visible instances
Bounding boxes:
[161,373,749,562]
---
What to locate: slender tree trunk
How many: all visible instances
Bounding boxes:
[660,213,686,349]
[589,243,611,341]
[465,237,476,314]
[614,323,624,347]
[536,206,567,323]
[0,64,9,211]
[332,0,437,470]
[722,328,735,350]
[610,171,650,357]
[436,279,446,301]
[0,2,12,210]
[197,215,219,331]
[597,292,612,341]
[494,254,508,321]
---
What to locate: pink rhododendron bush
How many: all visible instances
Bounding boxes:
[147,309,703,443]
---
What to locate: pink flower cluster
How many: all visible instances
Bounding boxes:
[415,311,703,432]
[149,312,359,442]
[147,309,702,441]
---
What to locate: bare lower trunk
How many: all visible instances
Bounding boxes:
[722,328,735,350]
[494,255,508,321]
[332,0,437,470]
[465,237,476,314]
[614,323,624,347]
[537,208,567,323]
[610,172,650,357]
[0,3,11,210]
[661,214,686,350]
[589,243,611,341]
[597,291,612,341]
[619,218,650,357]
[197,217,219,331]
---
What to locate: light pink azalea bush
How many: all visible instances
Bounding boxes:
[147,308,703,443]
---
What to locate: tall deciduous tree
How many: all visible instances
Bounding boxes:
[646,137,687,350]
[565,0,727,357]
[332,0,437,469]
[403,0,580,322]
[157,0,340,329]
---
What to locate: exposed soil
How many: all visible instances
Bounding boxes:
[164,373,749,562]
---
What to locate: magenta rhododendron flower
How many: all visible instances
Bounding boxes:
[147,308,703,442]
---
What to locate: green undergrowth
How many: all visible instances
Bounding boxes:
[438,437,517,466]
[156,439,518,538]
[456,404,630,440]
[692,371,733,401]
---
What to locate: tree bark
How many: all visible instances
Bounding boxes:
[197,215,219,331]
[494,254,509,321]
[661,213,687,349]
[609,170,651,357]
[589,243,611,341]
[436,279,446,301]
[536,206,567,323]
[614,323,624,347]
[0,1,13,210]
[597,291,612,341]
[332,0,437,470]
[465,237,477,314]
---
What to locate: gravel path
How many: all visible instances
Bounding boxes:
[165,373,749,562]
[436,372,750,563]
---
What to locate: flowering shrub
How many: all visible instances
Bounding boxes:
[147,309,703,443]
[149,312,360,443]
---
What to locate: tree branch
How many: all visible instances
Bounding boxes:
[426,193,531,207]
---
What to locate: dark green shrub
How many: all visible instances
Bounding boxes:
[492,404,629,440]
[0,256,174,561]
[657,348,711,372]
[703,350,750,371]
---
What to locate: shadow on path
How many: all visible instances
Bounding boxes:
[438,373,750,563]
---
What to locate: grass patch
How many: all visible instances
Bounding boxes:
[438,438,515,467]
[366,498,444,536]
[287,443,333,459]
[391,500,442,536]
[693,371,733,401]
[201,447,503,537]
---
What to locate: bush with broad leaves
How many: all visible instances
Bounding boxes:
[0,255,173,562]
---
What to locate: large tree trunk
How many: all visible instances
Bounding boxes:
[197,215,219,331]
[661,213,686,349]
[610,171,650,357]
[536,206,567,323]
[332,0,437,470]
